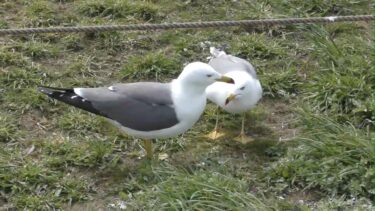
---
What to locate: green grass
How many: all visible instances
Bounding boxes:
[0,0,372,209]
[263,109,373,198]
[126,166,272,210]
[120,51,181,81]
[0,114,20,142]
[77,0,160,21]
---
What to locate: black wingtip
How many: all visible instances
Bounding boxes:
[37,85,107,118]
[37,86,70,95]
[37,86,52,95]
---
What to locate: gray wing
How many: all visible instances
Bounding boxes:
[208,48,257,79]
[77,82,179,132]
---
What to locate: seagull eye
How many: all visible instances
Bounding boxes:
[206,74,213,77]
[240,86,245,90]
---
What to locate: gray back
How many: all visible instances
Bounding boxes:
[80,82,179,131]
[209,54,257,79]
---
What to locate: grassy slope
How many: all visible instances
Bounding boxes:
[0,0,373,210]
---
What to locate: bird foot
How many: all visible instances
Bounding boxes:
[234,134,255,144]
[206,130,225,140]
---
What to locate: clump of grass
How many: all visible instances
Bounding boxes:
[314,196,372,210]
[0,67,49,111]
[19,41,60,59]
[5,41,61,60]
[302,26,372,124]
[61,35,84,52]
[120,52,181,81]
[90,31,128,52]
[77,0,160,21]
[59,55,96,78]
[44,138,115,168]
[0,115,19,142]
[3,88,50,112]
[263,109,373,199]
[126,166,271,210]
[24,1,64,27]
[231,33,288,60]
[0,19,8,29]
[0,67,43,88]
[260,65,303,97]
[269,0,368,17]
[0,146,91,209]
[7,173,90,209]
[57,109,102,135]
[0,50,28,68]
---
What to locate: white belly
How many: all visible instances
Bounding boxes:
[111,120,197,139]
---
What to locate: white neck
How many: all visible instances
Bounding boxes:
[173,78,207,97]
[171,79,207,124]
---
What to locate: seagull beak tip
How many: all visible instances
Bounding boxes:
[216,76,235,84]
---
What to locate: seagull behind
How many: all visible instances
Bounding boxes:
[204,47,263,142]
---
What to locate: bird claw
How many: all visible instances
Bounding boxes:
[206,130,225,140]
[234,134,255,144]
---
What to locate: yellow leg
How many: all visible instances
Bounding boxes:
[234,113,254,144]
[206,107,225,140]
[240,114,246,137]
[143,139,153,159]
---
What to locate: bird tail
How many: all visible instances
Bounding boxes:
[37,86,105,116]
[209,47,227,58]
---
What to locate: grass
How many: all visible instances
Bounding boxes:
[0,0,372,209]
[120,51,181,82]
[125,166,271,210]
[77,0,160,21]
[263,110,373,198]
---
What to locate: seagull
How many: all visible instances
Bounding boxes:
[38,62,234,159]
[205,47,262,143]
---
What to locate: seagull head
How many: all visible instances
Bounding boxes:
[178,62,234,88]
[224,72,254,105]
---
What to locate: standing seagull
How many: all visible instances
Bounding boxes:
[205,47,262,143]
[38,62,234,159]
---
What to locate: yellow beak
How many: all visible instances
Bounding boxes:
[225,94,237,105]
[216,76,235,84]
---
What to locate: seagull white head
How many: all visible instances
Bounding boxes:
[178,62,234,87]
[224,71,257,105]
[225,81,251,105]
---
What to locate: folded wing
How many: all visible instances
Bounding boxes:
[38,82,179,132]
